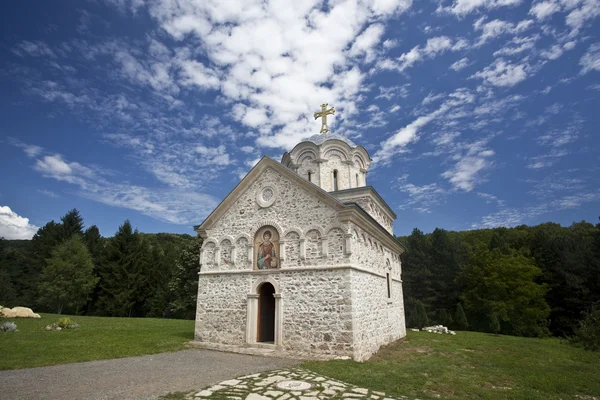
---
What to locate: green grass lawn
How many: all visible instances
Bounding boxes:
[303,331,600,400]
[0,313,194,370]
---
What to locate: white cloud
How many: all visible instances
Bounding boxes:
[38,189,59,198]
[381,36,467,72]
[493,35,539,56]
[580,43,600,73]
[133,0,414,149]
[28,149,219,225]
[437,0,523,16]
[12,40,56,58]
[442,140,494,191]
[474,18,533,45]
[529,1,561,19]
[526,149,568,169]
[450,57,470,71]
[349,24,386,63]
[374,88,475,164]
[0,206,39,240]
[376,84,410,100]
[395,174,447,212]
[473,58,529,87]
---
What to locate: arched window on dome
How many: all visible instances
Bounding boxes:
[333,170,339,191]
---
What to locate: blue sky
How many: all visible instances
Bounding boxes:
[1,0,599,240]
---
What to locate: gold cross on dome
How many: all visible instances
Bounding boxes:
[314,103,335,134]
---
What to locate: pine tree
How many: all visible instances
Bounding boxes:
[454,303,469,330]
[38,236,99,314]
[415,300,429,328]
[60,209,84,240]
[96,220,154,317]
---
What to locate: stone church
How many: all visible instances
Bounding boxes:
[194,106,406,361]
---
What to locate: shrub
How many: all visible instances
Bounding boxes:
[58,317,73,328]
[435,309,453,327]
[570,304,600,352]
[0,322,17,332]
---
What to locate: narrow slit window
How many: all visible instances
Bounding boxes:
[356,173,359,187]
[386,273,391,298]
[333,170,338,191]
[308,171,312,182]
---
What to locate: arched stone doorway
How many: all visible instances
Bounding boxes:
[246,277,283,349]
[257,282,275,342]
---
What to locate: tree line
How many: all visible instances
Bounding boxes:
[0,209,200,319]
[400,220,600,338]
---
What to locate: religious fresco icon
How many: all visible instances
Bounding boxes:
[254,226,280,270]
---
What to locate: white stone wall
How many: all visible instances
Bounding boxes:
[195,274,250,344]
[350,270,406,361]
[279,269,354,356]
[196,269,354,358]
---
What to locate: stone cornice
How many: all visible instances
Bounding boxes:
[199,264,402,281]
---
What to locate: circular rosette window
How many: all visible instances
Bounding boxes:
[256,185,277,208]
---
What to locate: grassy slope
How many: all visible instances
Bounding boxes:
[0,313,194,370]
[304,331,600,400]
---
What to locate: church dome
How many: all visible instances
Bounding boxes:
[305,133,357,147]
[281,133,371,192]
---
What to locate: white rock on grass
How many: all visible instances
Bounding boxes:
[0,306,41,318]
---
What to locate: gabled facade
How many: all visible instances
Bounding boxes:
[194,134,406,361]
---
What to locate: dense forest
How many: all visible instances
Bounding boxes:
[1,208,599,341]
[0,209,200,319]
[399,220,600,338]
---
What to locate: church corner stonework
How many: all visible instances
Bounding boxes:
[194,133,406,361]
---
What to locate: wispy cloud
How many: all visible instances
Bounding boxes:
[437,0,523,16]
[21,147,219,225]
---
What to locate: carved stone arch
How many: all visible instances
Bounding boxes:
[326,226,345,259]
[297,149,317,165]
[303,225,323,237]
[283,229,302,266]
[201,238,218,249]
[234,233,251,243]
[201,240,217,269]
[251,276,281,294]
[283,227,303,238]
[235,234,252,267]
[249,220,284,240]
[353,153,366,170]
[219,237,235,267]
[323,147,349,161]
[304,227,323,261]
[219,235,235,246]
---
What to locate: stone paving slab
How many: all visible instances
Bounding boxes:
[176,368,411,400]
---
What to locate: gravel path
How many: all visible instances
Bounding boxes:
[0,349,300,400]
